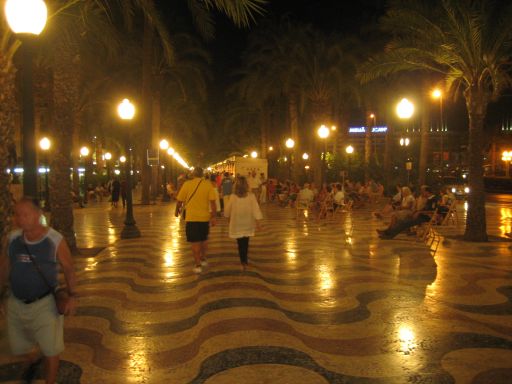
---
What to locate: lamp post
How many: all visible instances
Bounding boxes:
[396,98,414,185]
[370,113,377,160]
[345,145,354,180]
[39,137,50,209]
[317,125,330,185]
[117,98,140,239]
[432,89,445,178]
[502,150,512,178]
[285,138,295,179]
[5,0,48,197]
[104,151,112,180]
[79,146,89,203]
[250,151,258,159]
[159,139,170,201]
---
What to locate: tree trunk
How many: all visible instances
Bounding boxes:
[50,41,78,251]
[288,96,300,180]
[310,99,330,186]
[0,58,17,249]
[463,87,488,242]
[418,94,430,187]
[140,16,154,204]
[364,112,372,182]
[151,86,160,199]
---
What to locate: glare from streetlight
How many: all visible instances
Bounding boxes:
[317,125,330,139]
[331,125,337,131]
[396,98,414,119]
[39,137,50,151]
[285,138,295,149]
[120,156,126,163]
[345,145,354,154]
[369,113,375,119]
[117,98,135,120]
[250,151,258,158]
[104,152,112,160]
[268,146,274,151]
[80,146,90,157]
[305,165,310,170]
[167,147,175,156]
[302,153,309,160]
[5,0,47,35]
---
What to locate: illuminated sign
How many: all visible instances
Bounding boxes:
[372,126,388,133]
[349,127,366,133]
[349,126,388,133]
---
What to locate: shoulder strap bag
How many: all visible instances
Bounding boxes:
[22,241,69,315]
[181,179,203,219]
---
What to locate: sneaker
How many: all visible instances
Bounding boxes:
[193,266,202,274]
[200,259,208,267]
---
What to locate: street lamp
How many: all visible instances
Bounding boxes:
[159,139,170,201]
[302,153,309,160]
[502,150,512,177]
[317,125,330,184]
[251,151,258,158]
[104,151,112,180]
[79,146,90,202]
[5,0,48,197]
[117,98,140,239]
[345,145,354,179]
[39,137,50,209]
[432,88,445,177]
[397,98,414,185]
[285,138,295,179]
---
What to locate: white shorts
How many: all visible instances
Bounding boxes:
[7,294,64,357]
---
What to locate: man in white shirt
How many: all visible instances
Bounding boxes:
[298,183,315,203]
[247,171,261,201]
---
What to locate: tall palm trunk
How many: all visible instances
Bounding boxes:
[50,40,78,251]
[152,85,161,197]
[364,111,372,182]
[311,99,330,186]
[0,59,17,249]
[260,108,270,159]
[288,96,299,180]
[140,16,154,204]
[464,87,488,242]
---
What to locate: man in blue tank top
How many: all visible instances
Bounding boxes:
[0,197,78,384]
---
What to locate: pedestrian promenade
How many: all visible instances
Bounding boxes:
[1,200,511,383]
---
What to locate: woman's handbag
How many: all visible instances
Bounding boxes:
[23,242,69,315]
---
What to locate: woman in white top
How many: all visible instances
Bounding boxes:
[389,186,415,226]
[224,176,263,271]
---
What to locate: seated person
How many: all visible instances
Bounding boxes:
[298,183,315,204]
[333,183,345,210]
[377,186,438,239]
[374,184,402,219]
[438,187,456,216]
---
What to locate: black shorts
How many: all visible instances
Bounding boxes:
[186,221,210,242]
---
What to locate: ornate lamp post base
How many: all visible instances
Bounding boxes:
[121,223,141,239]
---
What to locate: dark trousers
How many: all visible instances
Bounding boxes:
[385,213,431,238]
[236,237,250,265]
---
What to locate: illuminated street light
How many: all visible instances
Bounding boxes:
[302,153,309,160]
[104,152,112,160]
[80,146,90,157]
[39,136,50,209]
[345,145,354,154]
[396,98,414,119]
[120,156,126,163]
[159,139,169,150]
[400,137,410,146]
[317,125,330,139]
[345,145,354,179]
[6,0,48,196]
[251,151,258,158]
[268,146,274,151]
[285,138,295,149]
[117,98,140,239]
[167,147,175,156]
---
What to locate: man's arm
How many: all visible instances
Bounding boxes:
[209,200,217,226]
[56,239,78,315]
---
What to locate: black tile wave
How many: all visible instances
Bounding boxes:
[187,346,454,384]
[0,360,82,383]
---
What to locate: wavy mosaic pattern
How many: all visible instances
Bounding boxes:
[1,200,511,383]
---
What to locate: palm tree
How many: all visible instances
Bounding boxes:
[0,20,19,248]
[359,0,512,242]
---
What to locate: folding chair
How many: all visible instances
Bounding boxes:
[441,200,459,226]
[416,209,440,242]
[296,198,313,220]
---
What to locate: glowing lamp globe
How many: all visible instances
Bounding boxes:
[302,153,309,160]
[120,156,127,163]
[39,137,50,151]
[317,125,330,139]
[167,148,175,156]
[345,145,354,154]
[5,0,47,35]
[105,152,112,160]
[80,146,90,157]
[250,151,258,158]
[117,98,135,120]
[159,139,169,150]
[285,138,295,149]
[396,98,414,119]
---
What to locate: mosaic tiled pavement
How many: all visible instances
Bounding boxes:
[1,198,512,383]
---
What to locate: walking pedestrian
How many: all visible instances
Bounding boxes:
[0,197,78,384]
[175,167,217,273]
[224,176,263,271]
[111,178,121,207]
